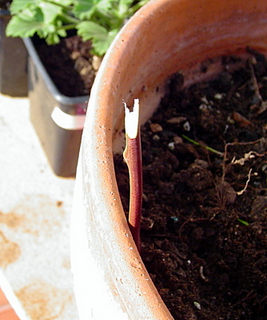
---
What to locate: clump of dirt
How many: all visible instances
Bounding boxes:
[33,35,96,97]
[115,49,267,320]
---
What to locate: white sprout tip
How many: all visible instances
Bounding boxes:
[124,99,140,139]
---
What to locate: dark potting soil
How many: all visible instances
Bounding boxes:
[0,0,11,10]
[115,49,267,320]
[34,35,96,97]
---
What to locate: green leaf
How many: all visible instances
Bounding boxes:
[73,0,95,19]
[77,20,108,42]
[17,7,40,21]
[52,0,74,6]
[77,21,118,56]
[40,19,67,44]
[94,28,118,55]
[39,2,63,24]
[6,6,63,44]
[89,28,118,56]
[118,0,134,16]
[45,32,60,44]
[10,0,37,14]
[57,28,67,37]
[73,0,113,20]
[10,0,75,16]
[6,15,44,37]
[95,0,113,14]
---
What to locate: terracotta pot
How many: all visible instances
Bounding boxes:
[71,0,267,319]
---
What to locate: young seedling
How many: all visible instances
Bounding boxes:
[123,99,143,252]
[182,134,224,157]
[237,218,250,226]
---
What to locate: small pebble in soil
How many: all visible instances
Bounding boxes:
[183,121,191,131]
[193,301,201,310]
[150,123,163,133]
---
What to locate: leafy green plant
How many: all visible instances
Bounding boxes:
[6,0,149,56]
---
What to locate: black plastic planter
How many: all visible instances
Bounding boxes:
[23,37,88,177]
[0,10,28,96]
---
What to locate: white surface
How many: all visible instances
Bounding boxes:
[0,94,78,320]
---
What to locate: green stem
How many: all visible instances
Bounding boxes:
[128,0,149,16]
[59,12,80,24]
[55,23,77,31]
[182,134,224,156]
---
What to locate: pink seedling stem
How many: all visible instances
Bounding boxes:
[123,99,143,252]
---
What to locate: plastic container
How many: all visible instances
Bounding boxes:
[23,37,88,177]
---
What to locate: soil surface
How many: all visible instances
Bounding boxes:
[34,35,96,97]
[115,49,267,320]
[0,0,11,10]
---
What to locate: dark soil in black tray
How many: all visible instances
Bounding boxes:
[33,35,96,97]
[115,48,267,320]
[0,0,11,10]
